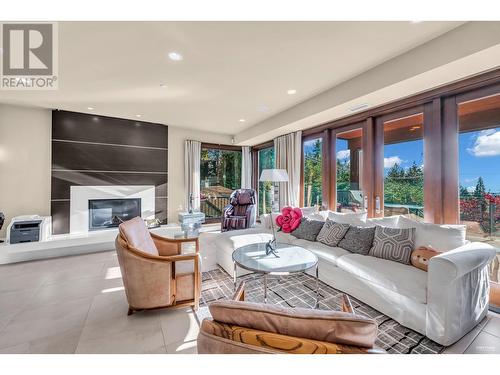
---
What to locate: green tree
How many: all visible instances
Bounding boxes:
[474,176,487,212]
[304,139,322,206]
[384,162,424,210]
[460,184,471,199]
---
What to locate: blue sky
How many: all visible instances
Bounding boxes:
[458,128,500,193]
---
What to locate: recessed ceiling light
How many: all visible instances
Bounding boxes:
[136,114,142,118]
[168,51,183,61]
[287,89,297,95]
[159,83,167,88]
[87,107,94,110]
[239,119,245,123]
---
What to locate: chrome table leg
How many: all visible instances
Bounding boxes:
[315,264,320,309]
[233,261,237,291]
[264,273,268,303]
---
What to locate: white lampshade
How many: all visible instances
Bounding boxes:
[259,169,289,182]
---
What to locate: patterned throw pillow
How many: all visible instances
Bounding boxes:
[316,219,350,247]
[338,226,376,255]
[291,218,325,242]
[369,226,416,265]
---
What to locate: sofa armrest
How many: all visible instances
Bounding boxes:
[429,242,497,283]
[426,242,497,346]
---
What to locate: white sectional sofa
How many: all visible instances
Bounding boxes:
[207,214,497,346]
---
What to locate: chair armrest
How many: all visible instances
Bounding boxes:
[150,232,199,256]
[429,242,497,283]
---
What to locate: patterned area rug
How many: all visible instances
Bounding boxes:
[198,268,445,354]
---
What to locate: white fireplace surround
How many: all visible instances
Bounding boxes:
[70,185,155,234]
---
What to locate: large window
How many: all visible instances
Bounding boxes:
[382,113,424,219]
[200,146,241,220]
[303,137,323,207]
[258,146,275,214]
[336,128,363,213]
[458,94,500,248]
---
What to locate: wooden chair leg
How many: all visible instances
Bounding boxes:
[232,281,246,301]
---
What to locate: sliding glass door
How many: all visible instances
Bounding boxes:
[258,146,275,215]
[374,109,425,219]
[303,136,324,208]
[334,126,364,213]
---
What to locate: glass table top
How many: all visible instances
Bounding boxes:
[232,242,318,274]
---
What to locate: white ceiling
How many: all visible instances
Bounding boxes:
[0,21,463,134]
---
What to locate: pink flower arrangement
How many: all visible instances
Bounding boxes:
[275,206,303,233]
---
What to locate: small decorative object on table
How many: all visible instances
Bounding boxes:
[266,206,303,256]
[0,212,4,243]
[144,218,161,229]
[178,211,205,237]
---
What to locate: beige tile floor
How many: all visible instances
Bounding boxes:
[0,250,499,354]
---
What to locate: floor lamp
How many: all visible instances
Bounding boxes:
[259,169,289,255]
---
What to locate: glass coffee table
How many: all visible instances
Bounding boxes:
[232,242,320,307]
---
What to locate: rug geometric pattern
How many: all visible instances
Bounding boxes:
[198,268,445,354]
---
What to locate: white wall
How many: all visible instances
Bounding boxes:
[0,104,52,238]
[167,125,233,223]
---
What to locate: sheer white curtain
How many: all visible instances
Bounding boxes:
[274,131,302,208]
[184,140,201,211]
[241,146,252,189]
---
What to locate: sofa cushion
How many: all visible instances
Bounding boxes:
[218,229,273,255]
[369,226,416,265]
[305,242,351,266]
[327,211,367,225]
[338,226,375,255]
[209,300,378,348]
[337,254,427,304]
[398,216,466,251]
[291,218,325,241]
[316,219,350,247]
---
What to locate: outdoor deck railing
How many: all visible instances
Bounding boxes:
[460,194,500,236]
[200,195,231,219]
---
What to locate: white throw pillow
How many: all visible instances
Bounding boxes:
[364,215,400,228]
[300,206,318,216]
[328,211,367,226]
[397,216,466,251]
[259,212,282,229]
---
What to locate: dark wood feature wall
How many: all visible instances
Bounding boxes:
[51,110,168,234]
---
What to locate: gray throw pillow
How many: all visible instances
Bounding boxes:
[338,226,376,255]
[316,219,350,247]
[291,218,325,242]
[369,226,416,265]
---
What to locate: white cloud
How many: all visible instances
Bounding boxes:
[384,156,405,169]
[336,150,350,160]
[464,177,478,183]
[467,186,475,193]
[467,129,500,157]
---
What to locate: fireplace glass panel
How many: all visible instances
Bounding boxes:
[88,198,141,230]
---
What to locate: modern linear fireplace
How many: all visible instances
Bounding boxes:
[88,198,141,231]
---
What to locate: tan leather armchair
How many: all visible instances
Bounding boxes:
[115,217,201,315]
[197,283,385,354]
